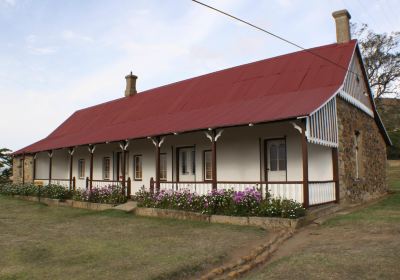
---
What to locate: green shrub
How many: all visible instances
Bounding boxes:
[40,184,72,200]
[0,183,72,200]
[258,198,305,219]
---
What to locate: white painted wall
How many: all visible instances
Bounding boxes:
[308,143,333,181]
[33,121,334,194]
[35,152,49,180]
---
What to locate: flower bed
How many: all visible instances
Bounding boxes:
[0,183,72,200]
[72,185,127,204]
[133,188,305,219]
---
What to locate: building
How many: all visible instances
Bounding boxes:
[12,10,391,207]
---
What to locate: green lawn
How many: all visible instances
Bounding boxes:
[0,197,267,280]
[243,161,400,280]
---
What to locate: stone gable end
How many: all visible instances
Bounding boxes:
[336,97,387,203]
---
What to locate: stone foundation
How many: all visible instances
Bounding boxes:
[336,97,387,203]
[134,207,304,231]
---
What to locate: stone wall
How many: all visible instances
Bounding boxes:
[12,155,34,184]
[336,97,387,203]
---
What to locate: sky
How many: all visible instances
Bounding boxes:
[1,0,400,151]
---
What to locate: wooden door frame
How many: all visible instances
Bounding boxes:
[175,145,195,182]
[263,137,287,182]
[116,151,129,182]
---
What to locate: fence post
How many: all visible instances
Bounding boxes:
[150,177,154,194]
[85,177,89,190]
[127,177,131,199]
[73,177,76,191]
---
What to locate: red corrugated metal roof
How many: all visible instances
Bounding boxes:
[15,40,357,154]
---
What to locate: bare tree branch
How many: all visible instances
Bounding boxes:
[352,23,400,99]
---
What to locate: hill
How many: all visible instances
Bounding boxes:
[376,98,400,159]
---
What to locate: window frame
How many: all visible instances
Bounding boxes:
[354,131,361,179]
[181,150,188,175]
[103,157,111,180]
[160,153,167,181]
[78,159,85,179]
[191,150,196,175]
[264,137,288,181]
[133,155,143,181]
[203,150,212,181]
[267,139,287,172]
[19,158,23,177]
[278,142,287,171]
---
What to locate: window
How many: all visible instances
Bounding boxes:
[278,143,286,171]
[270,145,278,171]
[191,150,196,175]
[181,151,188,174]
[204,150,212,181]
[355,131,361,179]
[160,154,167,181]
[134,155,142,180]
[269,141,286,172]
[78,159,85,179]
[19,159,23,177]
[103,157,111,180]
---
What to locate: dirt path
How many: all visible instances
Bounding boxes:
[241,192,400,280]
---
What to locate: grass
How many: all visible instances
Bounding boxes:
[0,197,267,280]
[243,161,400,280]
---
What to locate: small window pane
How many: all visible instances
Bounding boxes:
[204,151,212,180]
[78,159,85,179]
[103,157,110,180]
[160,154,167,181]
[134,156,142,180]
[192,150,196,175]
[269,145,277,171]
[278,143,286,171]
[181,151,188,174]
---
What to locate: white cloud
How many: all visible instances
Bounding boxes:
[25,34,57,55]
[61,30,93,43]
[27,46,56,55]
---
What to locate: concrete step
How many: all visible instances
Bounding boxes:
[113,201,137,213]
[304,203,341,224]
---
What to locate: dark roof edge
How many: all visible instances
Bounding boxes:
[355,44,392,146]
[12,116,302,156]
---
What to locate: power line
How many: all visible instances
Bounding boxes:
[192,0,359,78]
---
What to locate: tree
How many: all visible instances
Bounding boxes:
[0,148,12,183]
[352,23,400,99]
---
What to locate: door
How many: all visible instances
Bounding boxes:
[178,147,196,181]
[115,152,129,181]
[265,139,286,181]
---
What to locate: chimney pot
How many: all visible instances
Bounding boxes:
[332,9,351,43]
[125,72,138,97]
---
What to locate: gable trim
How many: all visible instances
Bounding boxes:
[338,90,374,117]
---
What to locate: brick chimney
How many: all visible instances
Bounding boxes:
[125,72,138,97]
[332,9,351,43]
